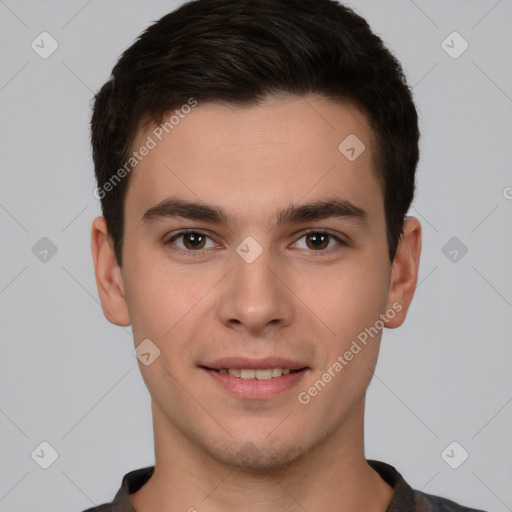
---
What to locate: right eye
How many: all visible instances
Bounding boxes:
[165,230,218,254]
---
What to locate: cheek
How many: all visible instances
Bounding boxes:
[301,266,389,413]
[121,245,177,339]
[308,259,390,343]
[123,254,200,399]
[122,244,218,351]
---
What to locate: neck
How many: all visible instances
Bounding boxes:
[130,399,393,512]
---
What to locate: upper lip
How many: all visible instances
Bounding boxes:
[201,357,309,370]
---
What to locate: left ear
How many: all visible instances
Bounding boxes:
[385,217,422,328]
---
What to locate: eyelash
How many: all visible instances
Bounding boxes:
[164,229,347,257]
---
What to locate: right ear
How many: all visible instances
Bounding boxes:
[90,216,131,326]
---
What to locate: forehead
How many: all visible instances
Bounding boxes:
[125,94,383,228]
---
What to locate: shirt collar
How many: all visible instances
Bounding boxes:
[108,459,414,511]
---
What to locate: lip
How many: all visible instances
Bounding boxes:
[201,356,308,371]
[202,366,310,399]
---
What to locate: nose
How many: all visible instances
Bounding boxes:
[216,242,294,335]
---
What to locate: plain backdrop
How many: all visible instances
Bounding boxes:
[0,1,511,511]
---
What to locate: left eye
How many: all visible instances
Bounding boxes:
[293,231,344,251]
[167,231,217,251]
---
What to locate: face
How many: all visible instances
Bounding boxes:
[92,94,420,471]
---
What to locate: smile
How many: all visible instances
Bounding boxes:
[202,366,309,399]
[210,368,301,379]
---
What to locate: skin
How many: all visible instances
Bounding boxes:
[91,94,421,512]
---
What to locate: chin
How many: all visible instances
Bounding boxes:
[205,436,311,473]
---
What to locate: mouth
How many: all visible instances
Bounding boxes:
[201,367,307,379]
[200,360,310,399]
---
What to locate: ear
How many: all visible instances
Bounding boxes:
[90,216,131,326]
[385,217,422,328]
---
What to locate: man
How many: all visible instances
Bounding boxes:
[87,0,485,510]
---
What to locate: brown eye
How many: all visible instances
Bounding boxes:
[166,231,216,252]
[182,232,206,250]
[305,233,329,250]
[293,231,345,252]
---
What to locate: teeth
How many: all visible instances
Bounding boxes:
[218,368,297,379]
[255,369,273,380]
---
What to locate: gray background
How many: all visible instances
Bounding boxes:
[1,0,511,510]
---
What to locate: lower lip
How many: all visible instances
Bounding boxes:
[202,368,309,399]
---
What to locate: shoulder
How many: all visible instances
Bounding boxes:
[368,460,487,512]
[412,488,487,512]
[80,501,131,512]
[79,466,154,512]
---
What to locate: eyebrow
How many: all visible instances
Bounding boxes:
[141,196,368,230]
